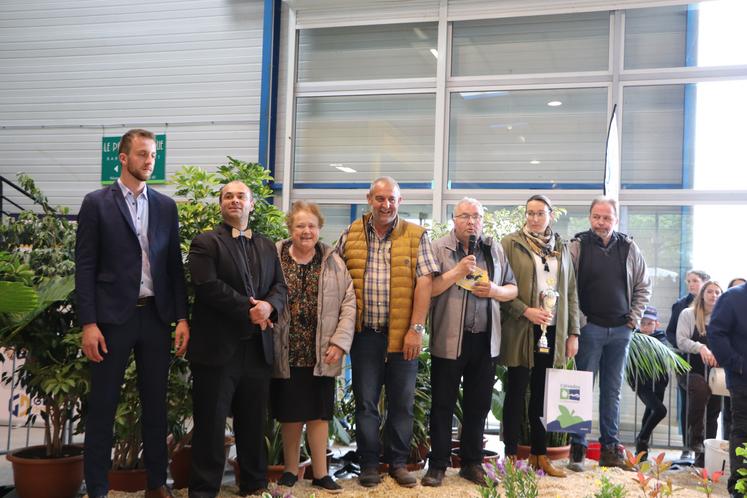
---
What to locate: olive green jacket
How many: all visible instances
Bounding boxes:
[499,231,580,368]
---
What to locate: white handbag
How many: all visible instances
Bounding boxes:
[708,367,730,397]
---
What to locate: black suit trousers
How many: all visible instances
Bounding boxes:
[189,337,271,496]
[83,301,171,496]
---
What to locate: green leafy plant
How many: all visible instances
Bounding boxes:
[0,175,87,459]
[693,466,722,498]
[735,443,747,494]
[588,472,628,498]
[499,458,540,498]
[626,333,690,384]
[626,450,675,497]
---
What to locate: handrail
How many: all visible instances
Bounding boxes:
[1,175,51,220]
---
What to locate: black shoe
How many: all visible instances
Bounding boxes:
[567,443,586,472]
[635,439,649,462]
[358,466,382,487]
[277,471,298,487]
[459,463,486,485]
[421,467,445,487]
[312,475,343,494]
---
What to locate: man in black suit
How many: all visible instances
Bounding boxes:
[187,180,287,498]
[75,128,189,498]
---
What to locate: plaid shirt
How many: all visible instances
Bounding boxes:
[336,216,438,329]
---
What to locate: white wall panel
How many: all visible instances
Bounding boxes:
[0,0,265,211]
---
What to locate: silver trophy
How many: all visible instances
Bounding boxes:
[537,289,559,354]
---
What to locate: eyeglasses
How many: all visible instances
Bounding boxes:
[454,214,483,221]
[526,211,549,219]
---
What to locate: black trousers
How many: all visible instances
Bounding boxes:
[503,326,556,456]
[428,331,495,469]
[728,385,747,495]
[189,337,271,497]
[634,380,668,444]
[84,301,171,497]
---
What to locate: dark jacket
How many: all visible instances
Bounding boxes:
[666,293,694,349]
[709,283,747,390]
[75,184,187,326]
[187,224,287,367]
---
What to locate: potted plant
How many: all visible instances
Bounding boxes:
[0,175,89,498]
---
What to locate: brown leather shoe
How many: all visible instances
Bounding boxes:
[144,485,174,498]
[529,454,567,478]
[388,466,417,488]
[459,463,487,485]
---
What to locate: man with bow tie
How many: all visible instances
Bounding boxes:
[187,180,287,497]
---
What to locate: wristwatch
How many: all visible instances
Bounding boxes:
[411,323,426,335]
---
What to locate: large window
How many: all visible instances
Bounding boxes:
[448,88,608,188]
[293,94,436,187]
[297,23,438,82]
[451,13,610,76]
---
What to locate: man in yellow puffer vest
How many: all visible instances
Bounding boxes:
[336,176,437,489]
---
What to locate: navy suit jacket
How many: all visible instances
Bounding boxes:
[710,284,747,390]
[75,183,188,327]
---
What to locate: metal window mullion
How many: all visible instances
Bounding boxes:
[281,7,298,213]
[431,0,449,223]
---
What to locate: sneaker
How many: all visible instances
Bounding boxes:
[459,463,487,485]
[358,466,381,488]
[567,443,586,472]
[389,466,417,488]
[421,467,445,487]
[312,475,343,494]
[679,450,694,461]
[599,445,631,471]
[277,471,297,487]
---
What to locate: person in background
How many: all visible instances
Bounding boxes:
[676,280,723,468]
[628,306,669,461]
[720,278,746,443]
[709,279,747,498]
[667,270,710,461]
[271,201,355,494]
[499,194,579,478]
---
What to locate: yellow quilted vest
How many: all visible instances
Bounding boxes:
[343,214,425,352]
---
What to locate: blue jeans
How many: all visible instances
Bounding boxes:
[571,322,633,448]
[350,329,418,468]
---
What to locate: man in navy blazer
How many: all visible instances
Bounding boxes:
[187,181,287,498]
[75,129,189,498]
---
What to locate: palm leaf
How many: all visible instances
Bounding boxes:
[626,333,690,384]
[0,281,38,313]
[1,275,75,338]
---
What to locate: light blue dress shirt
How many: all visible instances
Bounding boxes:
[117,179,154,298]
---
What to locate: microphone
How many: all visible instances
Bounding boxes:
[468,234,476,256]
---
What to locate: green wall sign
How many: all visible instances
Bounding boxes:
[101,134,167,184]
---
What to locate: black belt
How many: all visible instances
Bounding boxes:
[136,296,155,307]
[363,326,388,334]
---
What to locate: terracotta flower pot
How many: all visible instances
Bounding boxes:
[6,444,84,498]
[108,467,148,492]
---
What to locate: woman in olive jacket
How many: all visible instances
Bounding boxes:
[499,194,580,478]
